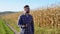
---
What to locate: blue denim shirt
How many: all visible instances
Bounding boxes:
[18,14,34,34]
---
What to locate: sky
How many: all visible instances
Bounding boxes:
[0,0,60,12]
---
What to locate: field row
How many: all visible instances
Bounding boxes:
[0,18,14,34]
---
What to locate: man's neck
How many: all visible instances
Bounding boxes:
[24,13,29,15]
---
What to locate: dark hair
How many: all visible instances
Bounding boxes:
[24,5,29,8]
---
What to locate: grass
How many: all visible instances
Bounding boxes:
[0,18,14,34]
[34,25,60,34]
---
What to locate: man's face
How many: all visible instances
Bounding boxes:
[24,7,30,13]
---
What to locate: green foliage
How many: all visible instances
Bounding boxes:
[0,18,14,34]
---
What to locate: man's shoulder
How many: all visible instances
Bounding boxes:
[20,14,33,17]
[29,14,33,17]
[20,14,25,17]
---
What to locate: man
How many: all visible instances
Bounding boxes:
[18,5,34,34]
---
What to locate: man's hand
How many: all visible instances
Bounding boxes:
[22,25,25,27]
[22,24,28,27]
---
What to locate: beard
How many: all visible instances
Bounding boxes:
[26,11,29,13]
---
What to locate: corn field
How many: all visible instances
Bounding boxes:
[1,6,60,34]
[31,6,60,29]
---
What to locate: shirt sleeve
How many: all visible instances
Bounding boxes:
[18,15,23,25]
[31,16,34,33]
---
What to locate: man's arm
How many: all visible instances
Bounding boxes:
[18,15,27,28]
[31,16,34,33]
[18,16,22,25]
[18,15,24,28]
